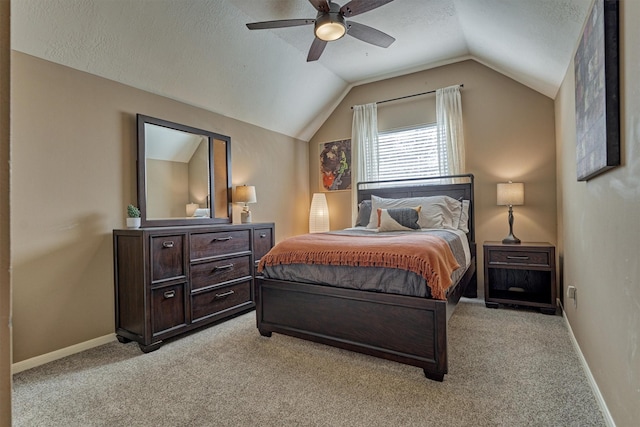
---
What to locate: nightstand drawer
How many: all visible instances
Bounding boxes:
[487,249,549,267]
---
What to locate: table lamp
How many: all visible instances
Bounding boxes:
[497,181,524,244]
[236,185,257,223]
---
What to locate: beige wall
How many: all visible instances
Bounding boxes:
[555,1,640,424]
[0,1,11,425]
[10,52,310,363]
[309,60,558,290]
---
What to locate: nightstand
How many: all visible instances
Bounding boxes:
[483,242,556,314]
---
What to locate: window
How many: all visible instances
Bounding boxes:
[377,123,442,181]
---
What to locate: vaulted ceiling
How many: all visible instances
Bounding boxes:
[12,0,591,141]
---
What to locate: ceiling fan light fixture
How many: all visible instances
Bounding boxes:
[314,12,346,41]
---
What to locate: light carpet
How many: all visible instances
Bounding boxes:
[12,298,605,426]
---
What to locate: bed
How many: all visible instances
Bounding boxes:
[255,174,477,381]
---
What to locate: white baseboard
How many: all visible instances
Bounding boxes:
[560,304,616,427]
[12,333,116,374]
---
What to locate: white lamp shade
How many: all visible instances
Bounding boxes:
[309,193,330,233]
[235,185,257,204]
[497,182,524,206]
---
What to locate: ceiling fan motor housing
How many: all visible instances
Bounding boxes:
[314,3,346,41]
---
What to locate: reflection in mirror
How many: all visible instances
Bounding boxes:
[137,114,231,227]
[145,124,209,219]
[213,138,229,218]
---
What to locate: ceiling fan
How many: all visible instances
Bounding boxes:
[246,0,396,62]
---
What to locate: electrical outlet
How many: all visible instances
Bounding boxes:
[567,285,577,308]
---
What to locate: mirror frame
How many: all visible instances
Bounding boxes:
[136,114,232,227]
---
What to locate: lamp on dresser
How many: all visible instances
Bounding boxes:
[236,185,257,223]
[497,181,524,244]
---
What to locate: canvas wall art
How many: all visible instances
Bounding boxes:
[574,0,620,181]
[319,139,351,191]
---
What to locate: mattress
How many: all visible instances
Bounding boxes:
[260,228,470,299]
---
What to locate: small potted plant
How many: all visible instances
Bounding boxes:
[126,204,141,228]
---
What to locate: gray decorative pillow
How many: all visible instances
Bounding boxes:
[377,206,421,231]
[355,200,372,227]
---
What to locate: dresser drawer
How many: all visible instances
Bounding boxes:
[150,234,185,282]
[190,255,251,291]
[190,230,250,260]
[191,280,252,322]
[151,283,187,335]
[253,227,273,262]
[487,249,550,267]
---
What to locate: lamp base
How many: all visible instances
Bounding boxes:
[502,205,520,244]
[502,233,521,244]
[241,209,252,224]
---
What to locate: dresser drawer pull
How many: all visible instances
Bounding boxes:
[213,236,233,242]
[213,263,234,272]
[162,241,174,248]
[506,255,529,260]
[259,233,267,238]
[163,290,176,299]
[214,290,235,299]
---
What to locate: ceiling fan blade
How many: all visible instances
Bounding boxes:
[307,38,328,62]
[308,0,330,13]
[340,0,395,17]
[346,21,395,48]
[246,19,314,30]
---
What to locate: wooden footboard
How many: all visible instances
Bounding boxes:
[256,277,450,381]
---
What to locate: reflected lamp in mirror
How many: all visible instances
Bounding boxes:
[309,193,330,233]
[236,185,257,223]
[186,202,199,217]
[497,181,524,244]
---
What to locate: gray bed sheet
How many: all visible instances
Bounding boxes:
[261,228,470,299]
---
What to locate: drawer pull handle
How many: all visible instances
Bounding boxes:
[213,236,233,242]
[259,233,267,238]
[214,290,235,299]
[162,241,174,248]
[163,290,176,299]
[506,255,529,260]
[213,263,234,272]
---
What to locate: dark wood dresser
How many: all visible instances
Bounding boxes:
[113,223,274,352]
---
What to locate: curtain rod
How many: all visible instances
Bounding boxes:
[350,84,464,109]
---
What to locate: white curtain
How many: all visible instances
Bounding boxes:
[436,85,465,176]
[351,103,379,225]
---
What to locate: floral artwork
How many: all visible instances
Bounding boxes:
[320,139,351,191]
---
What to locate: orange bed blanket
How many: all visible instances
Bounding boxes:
[258,232,460,300]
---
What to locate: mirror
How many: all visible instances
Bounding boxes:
[136,114,231,227]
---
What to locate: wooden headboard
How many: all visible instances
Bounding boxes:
[357,174,475,243]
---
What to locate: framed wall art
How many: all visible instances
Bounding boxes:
[574,0,620,181]
[319,139,351,191]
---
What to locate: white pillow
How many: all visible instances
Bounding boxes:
[367,195,461,230]
[458,200,470,233]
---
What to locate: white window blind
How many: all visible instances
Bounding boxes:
[377,123,442,181]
